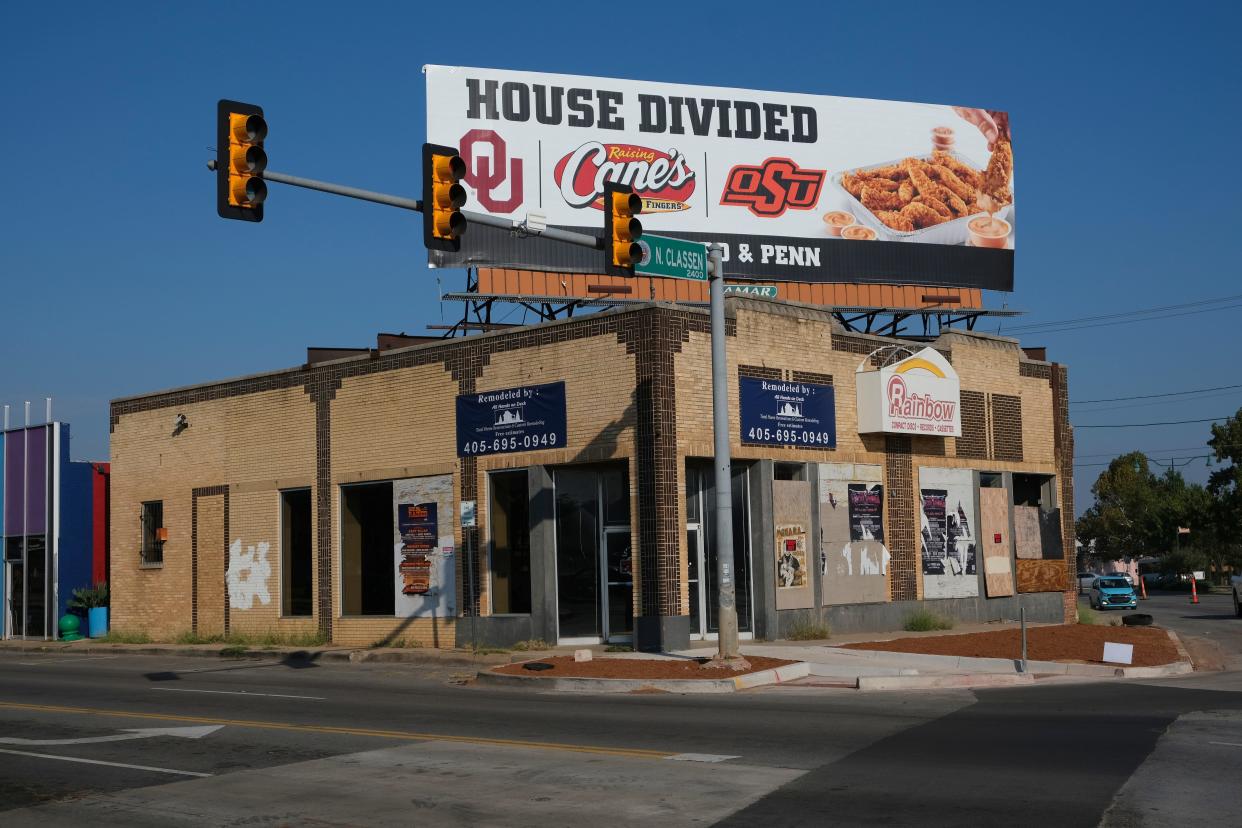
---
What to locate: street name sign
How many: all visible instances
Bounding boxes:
[636,235,708,281]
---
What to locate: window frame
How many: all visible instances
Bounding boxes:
[140,500,165,568]
[279,487,314,618]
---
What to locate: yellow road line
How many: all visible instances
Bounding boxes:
[0,700,672,760]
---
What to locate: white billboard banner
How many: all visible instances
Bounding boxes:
[424,65,1014,290]
[856,347,961,437]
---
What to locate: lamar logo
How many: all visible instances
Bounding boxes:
[553,142,695,212]
[720,157,825,217]
[459,129,523,213]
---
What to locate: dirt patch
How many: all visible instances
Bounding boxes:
[842,624,1182,667]
[493,655,795,680]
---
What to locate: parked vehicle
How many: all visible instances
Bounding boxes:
[1077,572,1097,594]
[1231,574,1242,617]
[1090,576,1138,611]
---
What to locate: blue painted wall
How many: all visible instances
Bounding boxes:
[57,425,95,628]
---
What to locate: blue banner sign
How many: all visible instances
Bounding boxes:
[457,381,567,457]
[739,377,836,448]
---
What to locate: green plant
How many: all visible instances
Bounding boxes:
[220,645,248,658]
[1077,605,1099,625]
[604,644,633,652]
[96,630,151,644]
[903,609,954,632]
[512,639,551,652]
[369,636,424,649]
[67,581,109,610]
[470,647,510,655]
[785,620,831,641]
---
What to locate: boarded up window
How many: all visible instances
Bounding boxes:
[956,391,988,459]
[991,393,1024,461]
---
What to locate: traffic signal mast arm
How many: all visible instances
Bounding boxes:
[207,161,604,250]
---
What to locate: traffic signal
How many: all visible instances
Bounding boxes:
[603,182,643,276]
[422,143,467,251]
[216,100,267,222]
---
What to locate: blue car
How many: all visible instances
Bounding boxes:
[1090,576,1138,610]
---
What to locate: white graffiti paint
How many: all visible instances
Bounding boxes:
[227,540,272,609]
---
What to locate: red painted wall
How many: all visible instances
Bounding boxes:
[92,462,110,585]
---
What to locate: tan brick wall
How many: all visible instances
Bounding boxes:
[110,387,316,639]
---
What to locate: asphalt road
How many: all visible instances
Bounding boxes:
[0,604,1238,826]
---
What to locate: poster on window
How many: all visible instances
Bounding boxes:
[775,524,808,589]
[819,465,890,605]
[397,502,437,594]
[393,476,456,617]
[919,467,979,599]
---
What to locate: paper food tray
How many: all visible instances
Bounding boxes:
[828,151,1011,246]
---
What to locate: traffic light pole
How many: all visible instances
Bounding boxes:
[708,244,745,666]
[209,162,604,250]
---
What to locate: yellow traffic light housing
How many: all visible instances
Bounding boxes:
[216,100,267,222]
[603,182,643,276]
[422,143,467,251]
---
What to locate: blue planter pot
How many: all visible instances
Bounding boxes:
[88,607,109,638]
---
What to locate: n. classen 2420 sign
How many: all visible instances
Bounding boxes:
[855,348,961,437]
[424,65,1015,291]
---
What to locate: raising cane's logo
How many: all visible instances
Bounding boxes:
[887,375,957,423]
[553,142,696,212]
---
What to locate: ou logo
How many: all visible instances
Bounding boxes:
[459,129,524,213]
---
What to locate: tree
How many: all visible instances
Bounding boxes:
[1077,451,1165,560]
[1205,407,1242,580]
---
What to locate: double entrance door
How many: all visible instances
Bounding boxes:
[554,466,632,644]
[5,536,50,639]
[685,463,754,639]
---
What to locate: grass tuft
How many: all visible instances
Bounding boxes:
[512,639,551,652]
[902,609,955,632]
[369,636,425,649]
[604,644,633,653]
[785,620,832,641]
[95,630,152,644]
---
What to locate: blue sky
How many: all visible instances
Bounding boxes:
[2,2,1238,513]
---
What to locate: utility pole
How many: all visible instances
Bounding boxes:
[708,245,744,665]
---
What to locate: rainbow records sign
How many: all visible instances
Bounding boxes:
[856,347,961,437]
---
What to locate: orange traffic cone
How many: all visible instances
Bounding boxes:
[1139,574,1148,600]
[1190,576,1199,604]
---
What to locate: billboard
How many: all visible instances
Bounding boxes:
[425,65,1014,291]
[856,347,961,437]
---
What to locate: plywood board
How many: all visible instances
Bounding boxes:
[773,479,814,610]
[979,487,1014,597]
[1014,505,1043,560]
[819,466,888,605]
[918,467,980,599]
[1017,559,1068,593]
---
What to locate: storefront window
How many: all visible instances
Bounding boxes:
[685,463,753,636]
[488,471,531,614]
[281,489,313,617]
[553,464,631,641]
[341,482,395,616]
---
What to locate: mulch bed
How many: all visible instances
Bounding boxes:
[841,624,1181,667]
[493,655,795,680]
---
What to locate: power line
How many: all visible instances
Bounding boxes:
[1009,301,1242,336]
[1006,292,1242,334]
[1075,416,1231,429]
[1074,443,1242,459]
[1072,383,1242,405]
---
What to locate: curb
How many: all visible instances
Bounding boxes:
[475,661,811,694]
[823,646,1194,679]
[856,672,1035,691]
[0,641,519,668]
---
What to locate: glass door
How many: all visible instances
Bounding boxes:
[554,465,631,643]
[685,463,754,639]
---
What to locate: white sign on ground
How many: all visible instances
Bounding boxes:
[1103,642,1134,665]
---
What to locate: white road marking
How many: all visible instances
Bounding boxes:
[1208,741,1242,748]
[151,687,325,700]
[0,725,223,746]
[17,656,122,666]
[0,746,212,777]
[667,753,741,763]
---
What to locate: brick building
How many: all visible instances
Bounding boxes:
[108,298,1075,650]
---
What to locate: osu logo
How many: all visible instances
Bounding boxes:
[459,129,524,213]
[720,157,825,217]
[553,142,696,212]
